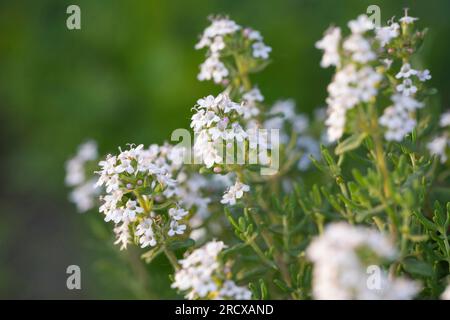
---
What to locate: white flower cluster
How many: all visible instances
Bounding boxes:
[375,11,431,141]
[196,17,271,84]
[296,136,321,171]
[317,15,383,142]
[65,140,99,212]
[191,93,251,168]
[326,64,382,142]
[241,86,263,120]
[265,100,309,143]
[375,22,399,47]
[221,180,250,205]
[315,27,341,68]
[318,13,431,143]
[307,222,420,300]
[264,99,320,170]
[379,62,430,141]
[427,111,450,163]
[95,144,189,250]
[171,240,251,299]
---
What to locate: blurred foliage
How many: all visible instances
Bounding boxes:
[0,0,449,298]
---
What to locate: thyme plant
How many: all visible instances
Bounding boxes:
[66,11,450,300]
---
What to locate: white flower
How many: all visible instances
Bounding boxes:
[197,54,229,84]
[99,190,123,216]
[400,10,418,24]
[243,87,264,103]
[396,63,418,79]
[113,222,130,251]
[123,199,144,221]
[427,135,448,163]
[169,207,189,221]
[244,28,263,41]
[221,180,250,205]
[203,17,241,39]
[210,36,225,53]
[66,140,100,215]
[252,42,272,59]
[324,64,381,141]
[391,94,423,111]
[396,78,417,96]
[297,136,320,171]
[343,34,376,63]
[191,93,258,168]
[379,106,416,141]
[379,93,423,141]
[217,280,252,300]
[136,218,157,248]
[190,227,207,242]
[173,240,225,294]
[69,179,99,212]
[417,69,431,82]
[382,58,393,69]
[242,87,263,119]
[96,143,188,249]
[376,23,400,47]
[195,17,270,83]
[441,284,450,300]
[168,220,187,236]
[315,27,341,68]
[172,240,248,300]
[65,158,87,187]
[440,111,450,128]
[227,123,248,142]
[348,15,374,34]
[307,222,419,300]
[326,107,347,142]
[292,114,309,133]
[104,208,124,224]
[264,99,309,145]
[269,99,297,118]
[195,141,222,168]
[65,140,98,187]
[195,17,241,51]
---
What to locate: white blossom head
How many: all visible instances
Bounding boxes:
[196,17,271,84]
[95,144,190,250]
[172,240,251,299]
[307,222,420,300]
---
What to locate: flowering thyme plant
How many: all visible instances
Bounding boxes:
[66,11,450,300]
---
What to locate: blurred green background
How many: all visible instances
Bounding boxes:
[0,0,449,299]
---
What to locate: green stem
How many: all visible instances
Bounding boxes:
[373,134,393,199]
[134,191,151,213]
[247,236,277,270]
[367,103,399,237]
[441,230,450,273]
[252,204,293,289]
[233,53,252,90]
[163,246,180,271]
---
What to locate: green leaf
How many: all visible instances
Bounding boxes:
[412,211,437,231]
[221,243,248,258]
[335,133,367,155]
[433,201,449,229]
[249,282,260,300]
[311,184,322,207]
[238,217,247,230]
[259,279,268,300]
[225,208,241,231]
[402,257,434,277]
[273,279,293,293]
